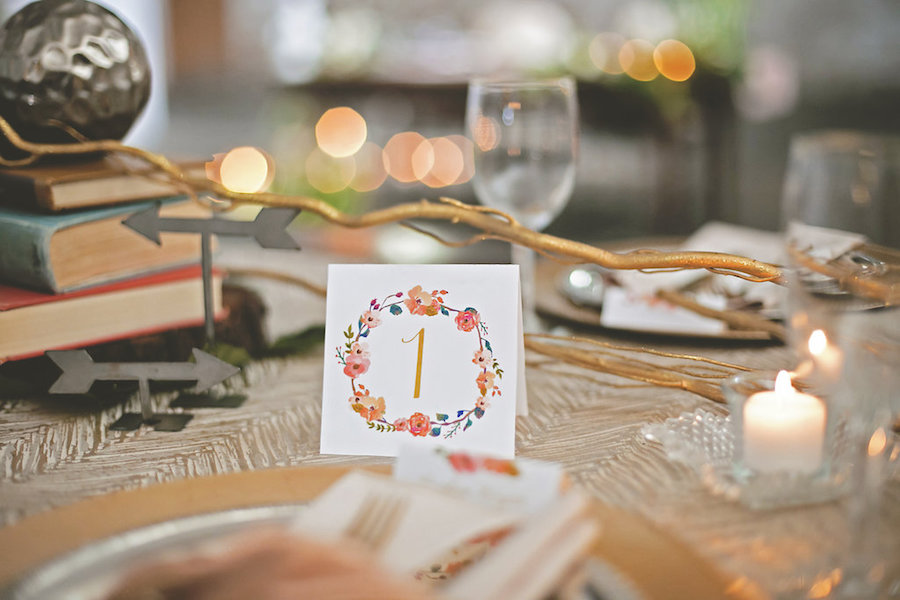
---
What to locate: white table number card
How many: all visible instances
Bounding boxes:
[320,264,526,458]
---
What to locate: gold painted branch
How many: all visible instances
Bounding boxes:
[0,115,782,282]
[523,336,730,403]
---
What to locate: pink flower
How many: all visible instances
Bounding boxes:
[472,349,492,367]
[455,309,479,332]
[343,354,370,378]
[476,396,490,410]
[362,310,381,328]
[404,285,440,316]
[350,341,370,357]
[393,418,409,432]
[476,371,495,394]
[408,412,431,437]
[357,396,386,422]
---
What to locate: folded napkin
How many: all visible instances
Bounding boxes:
[290,470,519,575]
[786,221,867,261]
[610,222,789,328]
[291,452,598,600]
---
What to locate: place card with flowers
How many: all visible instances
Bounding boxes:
[320,264,525,457]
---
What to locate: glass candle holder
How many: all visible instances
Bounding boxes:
[722,370,852,507]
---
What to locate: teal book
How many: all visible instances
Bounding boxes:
[0,198,208,293]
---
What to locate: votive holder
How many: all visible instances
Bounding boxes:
[722,370,851,508]
[642,370,854,510]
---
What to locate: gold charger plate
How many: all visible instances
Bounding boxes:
[0,465,748,600]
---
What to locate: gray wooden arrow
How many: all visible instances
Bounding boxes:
[122,205,301,342]
[47,348,239,423]
[122,206,301,249]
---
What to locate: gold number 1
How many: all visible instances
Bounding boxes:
[401,327,425,398]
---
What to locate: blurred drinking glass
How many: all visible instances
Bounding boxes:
[782,130,900,598]
[466,77,578,329]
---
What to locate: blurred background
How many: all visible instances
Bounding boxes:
[6,0,898,244]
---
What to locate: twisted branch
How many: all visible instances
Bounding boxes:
[0,114,783,282]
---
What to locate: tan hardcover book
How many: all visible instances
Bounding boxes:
[0,265,224,362]
[0,198,213,293]
[0,154,206,212]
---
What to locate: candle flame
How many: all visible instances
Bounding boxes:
[808,329,828,356]
[773,370,794,394]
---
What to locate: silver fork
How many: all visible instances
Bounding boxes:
[343,492,409,550]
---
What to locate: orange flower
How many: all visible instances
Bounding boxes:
[448,452,478,473]
[482,458,519,477]
[476,371,495,394]
[408,412,431,436]
[358,396,386,422]
[404,285,440,316]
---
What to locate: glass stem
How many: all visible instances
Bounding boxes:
[839,420,888,598]
[512,244,538,332]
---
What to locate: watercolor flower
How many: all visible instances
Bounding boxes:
[404,285,440,316]
[362,310,381,328]
[476,371,495,394]
[343,354,370,378]
[476,396,490,410]
[455,309,479,332]
[357,396,386,422]
[349,341,370,357]
[408,412,431,437]
[482,458,519,477]
[393,417,409,432]
[447,452,478,473]
[472,349,492,367]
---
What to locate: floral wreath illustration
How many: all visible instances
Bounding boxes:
[335,285,503,438]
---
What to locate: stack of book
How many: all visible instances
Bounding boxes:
[0,155,223,363]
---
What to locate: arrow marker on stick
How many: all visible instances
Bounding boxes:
[123,205,302,342]
[123,206,301,250]
[47,348,240,429]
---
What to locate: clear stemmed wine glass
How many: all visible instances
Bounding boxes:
[782,130,900,598]
[465,77,579,329]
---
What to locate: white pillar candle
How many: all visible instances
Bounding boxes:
[742,370,826,474]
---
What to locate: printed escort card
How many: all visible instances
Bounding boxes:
[320,264,526,458]
[394,445,565,515]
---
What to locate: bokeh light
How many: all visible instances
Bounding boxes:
[619,39,659,81]
[653,39,695,81]
[589,32,625,74]
[219,146,275,193]
[735,46,799,121]
[868,428,887,457]
[205,153,225,184]
[315,106,368,157]
[350,142,387,192]
[471,116,499,152]
[411,139,436,182]
[445,135,475,185]
[419,137,465,188]
[383,132,427,183]
[305,147,355,194]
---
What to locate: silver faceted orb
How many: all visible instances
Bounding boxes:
[0,0,151,143]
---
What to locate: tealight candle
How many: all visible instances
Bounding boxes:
[742,370,826,474]
[807,329,842,379]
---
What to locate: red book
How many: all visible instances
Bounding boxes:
[0,265,224,362]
